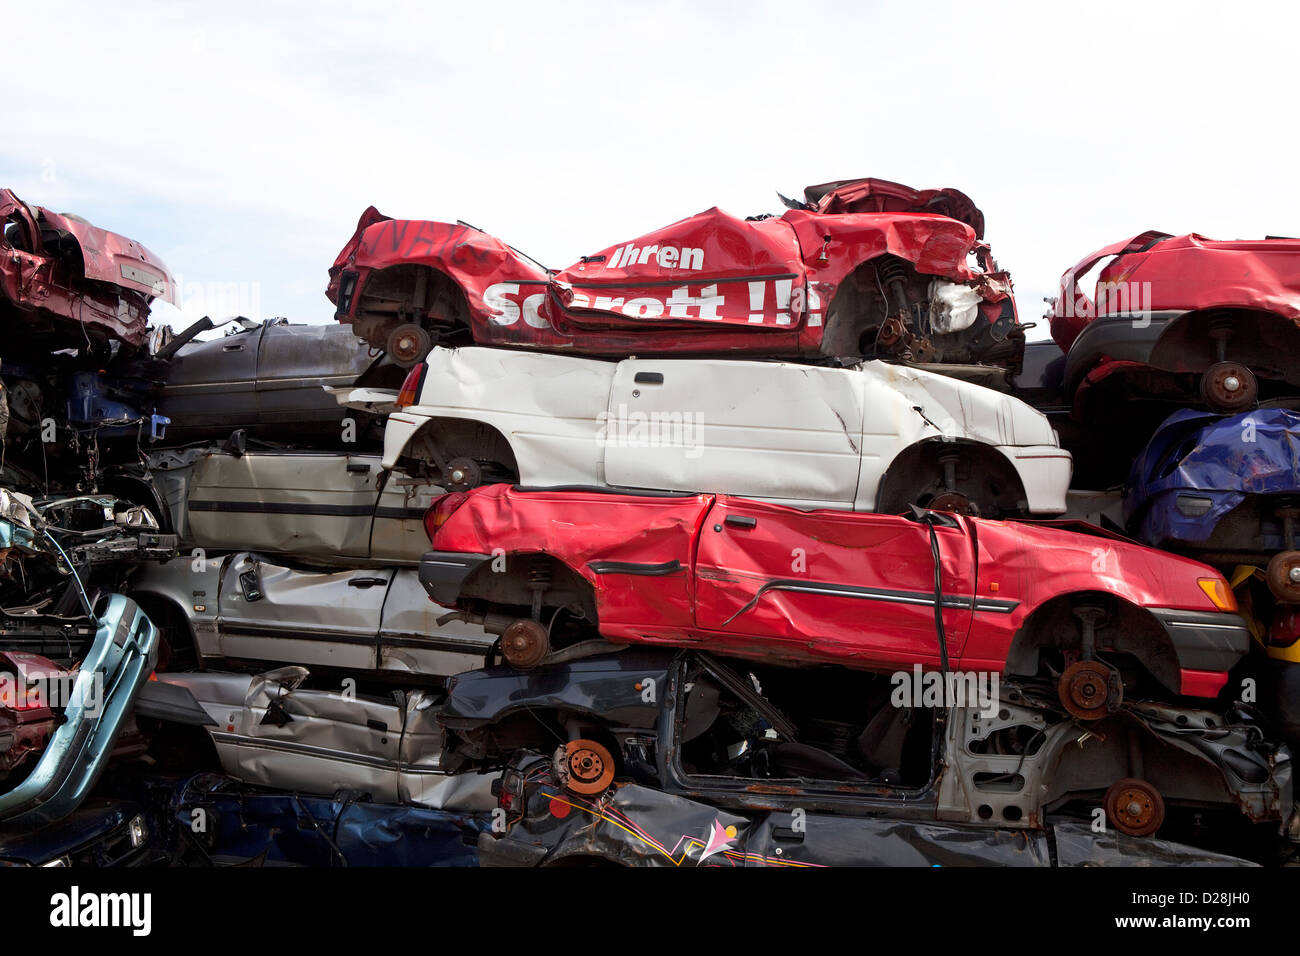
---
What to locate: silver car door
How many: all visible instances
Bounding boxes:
[377,570,496,677]
[217,554,390,672]
[186,450,381,561]
[233,667,402,802]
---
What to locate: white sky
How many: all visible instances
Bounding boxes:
[6,0,1298,342]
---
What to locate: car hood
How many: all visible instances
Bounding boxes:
[802,177,985,239]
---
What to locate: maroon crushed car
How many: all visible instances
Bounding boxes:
[0,188,177,350]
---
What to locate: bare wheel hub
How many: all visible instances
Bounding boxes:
[1199,361,1258,413]
[1058,659,1121,720]
[927,491,977,515]
[500,618,549,670]
[555,738,615,795]
[1267,550,1300,604]
[386,322,432,367]
[442,456,482,492]
[1104,777,1165,836]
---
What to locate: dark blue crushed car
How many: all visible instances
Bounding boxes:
[1125,407,1300,602]
[161,773,488,867]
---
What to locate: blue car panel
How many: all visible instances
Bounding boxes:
[1126,407,1300,552]
[0,595,159,826]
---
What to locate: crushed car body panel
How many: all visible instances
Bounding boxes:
[327,179,1023,372]
[1126,407,1300,555]
[153,668,496,810]
[165,773,487,867]
[0,189,176,348]
[385,346,1070,515]
[424,485,1247,693]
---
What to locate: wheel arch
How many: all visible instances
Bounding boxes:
[1004,590,1181,695]
[457,550,598,625]
[1149,307,1300,385]
[874,437,1029,516]
[396,415,521,484]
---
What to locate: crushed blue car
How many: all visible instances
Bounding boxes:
[162,773,488,867]
[1125,407,1300,603]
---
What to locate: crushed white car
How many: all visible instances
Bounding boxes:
[339,347,1071,516]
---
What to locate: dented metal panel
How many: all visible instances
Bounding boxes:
[327,178,1024,372]
[156,670,496,811]
[1126,407,1300,553]
[0,188,176,348]
[390,347,1070,515]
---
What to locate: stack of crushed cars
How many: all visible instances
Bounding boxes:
[0,179,1294,868]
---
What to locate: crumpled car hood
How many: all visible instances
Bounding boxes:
[802,177,985,239]
[1126,406,1300,548]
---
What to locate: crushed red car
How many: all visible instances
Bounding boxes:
[0,188,177,350]
[1051,231,1300,415]
[419,484,1249,716]
[327,178,1024,380]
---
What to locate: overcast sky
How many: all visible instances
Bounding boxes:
[6,0,1297,342]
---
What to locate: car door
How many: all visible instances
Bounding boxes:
[602,359,863,508]
[159,322,264,437]
[377,570,496,677]
[186,450,382,561]
[217,553,390,672]
[232,668,403,803]
[254,320,373,432]
[692,497,975,670]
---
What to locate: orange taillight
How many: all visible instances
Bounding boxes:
[395,363,427,409]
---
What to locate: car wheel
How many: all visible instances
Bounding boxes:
[1199,361,1257,413]
[1104,777,1165,836]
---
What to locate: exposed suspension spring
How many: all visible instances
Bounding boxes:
[876,258,913,317]
[527,559,552,621]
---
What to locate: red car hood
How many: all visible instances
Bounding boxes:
[804,177,985,239]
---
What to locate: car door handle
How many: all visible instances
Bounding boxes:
[633,372,664,385]
[346,462,371,474]
[348,577,387,588]
[724,515,758,530]
[222,343,245,352]
[772,826,804,842]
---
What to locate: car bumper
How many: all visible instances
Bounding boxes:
[0,596,159,826]
[1149,607,1251,696]
[1062,311,1182,394]
[420,550,493,607]
[476,830,548,867]
[382,411,428,470]
[998,445,1073,514]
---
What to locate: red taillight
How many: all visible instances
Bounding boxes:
[395,363,427,409]
[424,492,469,542]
